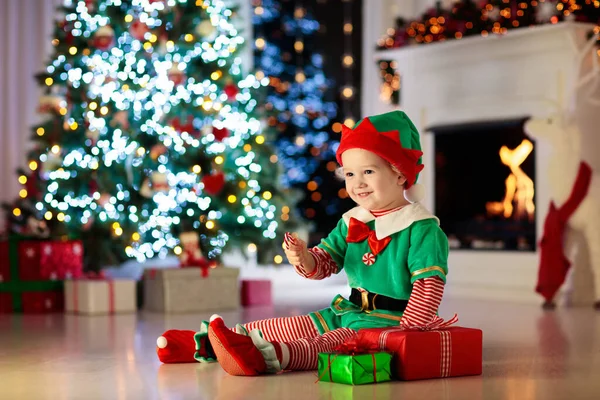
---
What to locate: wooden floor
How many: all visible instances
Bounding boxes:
[1,289,600,400]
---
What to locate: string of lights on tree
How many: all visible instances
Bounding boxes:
[339,0,355,127]
[8,0,297,270]
[252,0,344,221]
[376,0,600,106]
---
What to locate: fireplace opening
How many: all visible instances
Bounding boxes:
[431,118,536,251]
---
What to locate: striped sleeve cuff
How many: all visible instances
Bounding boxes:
[293,261,318,279]
[295,247,338,280]
[283,233,318,278]
[283,233,338,280]
[401,277,445,328]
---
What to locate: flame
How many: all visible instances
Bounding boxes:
[485,139,535,221]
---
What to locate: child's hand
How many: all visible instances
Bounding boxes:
[283,232,314,270]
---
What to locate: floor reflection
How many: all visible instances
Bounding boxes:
[1,297,599,399]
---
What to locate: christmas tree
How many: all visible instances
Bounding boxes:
[252,0,350,230]
[9,0,298,271]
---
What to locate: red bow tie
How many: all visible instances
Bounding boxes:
[346,217,391,256]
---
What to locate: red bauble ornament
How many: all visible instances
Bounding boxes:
[212,126,230,142]
[129,20,150,41]
[65,30,75,45]
[223,82,239,101]
[171,115,197,137]
[89,178,98,197]
[201,172,225,196]
[85,0,96,11]
[93,25,115,51]
[25,171,40,200]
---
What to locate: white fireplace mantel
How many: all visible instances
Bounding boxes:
[361,22,597,304]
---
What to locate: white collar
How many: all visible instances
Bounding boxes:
[342,203,439,240]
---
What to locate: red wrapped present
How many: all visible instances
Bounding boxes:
[354,327,483,380]
[0,241,8,282]
[0,293,12,313]
[0,283,64,314]
[241,279,272,307]
[22,290,64,313]
[18,240,83,281]
[0,236,66,313]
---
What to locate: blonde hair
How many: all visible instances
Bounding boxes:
[334,163,404,181]
[334,166,345,181]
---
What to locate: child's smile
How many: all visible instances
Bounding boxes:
[341,148,409,211]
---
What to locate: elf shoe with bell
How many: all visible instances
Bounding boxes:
[208,314,283,376]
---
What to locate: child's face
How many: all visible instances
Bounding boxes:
[341,149,408,210]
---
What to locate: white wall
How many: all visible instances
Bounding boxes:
[411,0,457,16]
[0,0,63,228]
[379,0,458,22]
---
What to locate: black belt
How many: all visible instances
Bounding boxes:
[349,288,408,312]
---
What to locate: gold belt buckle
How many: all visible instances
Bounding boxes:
[358,288,371,313]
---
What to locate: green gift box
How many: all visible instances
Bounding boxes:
[317,352,393,385]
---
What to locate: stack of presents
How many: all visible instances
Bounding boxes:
[0,235,137,314]
[317,325,482,384]
[0,233,272,315]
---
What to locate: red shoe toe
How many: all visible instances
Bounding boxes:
[208,319,266,376]
[156,329,197,364]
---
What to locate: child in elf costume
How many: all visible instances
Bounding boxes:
[156,110,454,376]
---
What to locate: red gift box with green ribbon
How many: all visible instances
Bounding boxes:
[0,236,83,313]
[353,326,483,380]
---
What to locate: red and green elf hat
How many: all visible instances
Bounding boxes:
[335,110,425,203]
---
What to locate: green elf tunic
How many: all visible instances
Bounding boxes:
[308,202,449,334]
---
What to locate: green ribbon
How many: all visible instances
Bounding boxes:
[0,236,64,312]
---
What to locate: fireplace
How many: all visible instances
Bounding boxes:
[362,22,597,303]
[431,118,536,252]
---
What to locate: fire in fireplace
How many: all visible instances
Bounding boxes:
[431,118,536,251]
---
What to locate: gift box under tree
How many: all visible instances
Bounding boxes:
[354,326,483,381]
[17,239,83,281]
[143,266,239,313]
[64,274,136,315]
[240,279,272,307]
[0,236,83,313]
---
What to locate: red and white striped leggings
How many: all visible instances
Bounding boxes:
[242,315,355,370]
